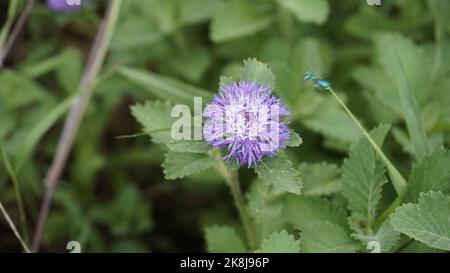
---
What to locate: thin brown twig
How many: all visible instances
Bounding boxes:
[31,0,122,252]
[0,201,30,253]
[0,0,36,67]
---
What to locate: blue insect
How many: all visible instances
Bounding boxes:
[304,71,331,91]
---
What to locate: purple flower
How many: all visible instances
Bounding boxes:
[47,0,83,12]
[203,81,291,167]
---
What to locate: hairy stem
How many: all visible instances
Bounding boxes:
[31,0,122,252]
[328,88,408,197]
[0,201,30,253]
[213,151,258,251]
[0,0,36,67]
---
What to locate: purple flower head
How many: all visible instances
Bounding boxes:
[203,81,291,167]
[47,0,84,12]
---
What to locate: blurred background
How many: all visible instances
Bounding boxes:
[0,0,449,252]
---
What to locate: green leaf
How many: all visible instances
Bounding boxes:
[219,75,235,90]
[210,0,272,43]
[291,38,333,76]
[119,67,213,105]
[56,48,83,94]
[246,181,284,240]
[405,147,450,203]
[390,191,450,251]
[162,151,214,180]
[131,101,173,145]
[281,195,348,229]
[255,155,302,194]
[166,140,210,154]
[204,225,247,253]
[302,100,362,143]
[353,219,401,252]
[376,33,431,160]
[256,230,300,253]
[167,48,212,83]
[298,162,341,196]
[239,58,275,89]
[278,0,329,25]
[111,17,164,50]
[300,221,357,253]
[179,0,223,25]
[341,124,390,226]
[15,96,74,172]
[286,131,303,147]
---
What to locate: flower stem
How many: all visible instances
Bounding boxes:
[31,0,122,252]
[327,88,408,197]
[212,151,258,251]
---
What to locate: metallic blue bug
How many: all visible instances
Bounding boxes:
[304,71,331,91]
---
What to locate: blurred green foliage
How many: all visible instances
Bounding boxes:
[1,0,450,252]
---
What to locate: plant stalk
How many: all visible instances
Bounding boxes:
[31,0,122,252]
[0,201,30,253]
[328,88,408,197]
[0,0,36,67]
[213,151,258,251]
[1,143,28,242]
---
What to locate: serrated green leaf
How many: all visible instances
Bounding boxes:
[205,225,247,253]
[162,151,214,180]
[219,75,235,90]
[255,155,302,194]
[298,162,341,196]
[166,140,210,154]
[278,0,329,25]
[390,191,450,251]
[131,101,172,145]
[281,195,348,229]
[353,219,401,252]
[210,0,272,43]
[256,230,300,253]
[405,147,450,203]
[341,124,390,226]
[239,58,275,89]
[300,221,357,253]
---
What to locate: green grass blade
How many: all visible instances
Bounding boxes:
[118,66,213,105]
[0,141,28,242]
[0,0,19,50]
[392,46,431,160]
[15,96,75,173]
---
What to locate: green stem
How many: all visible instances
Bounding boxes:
[328,88,408,196]
[0,142,28,243]
[212,151,258,251]
[373,196,401,230]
